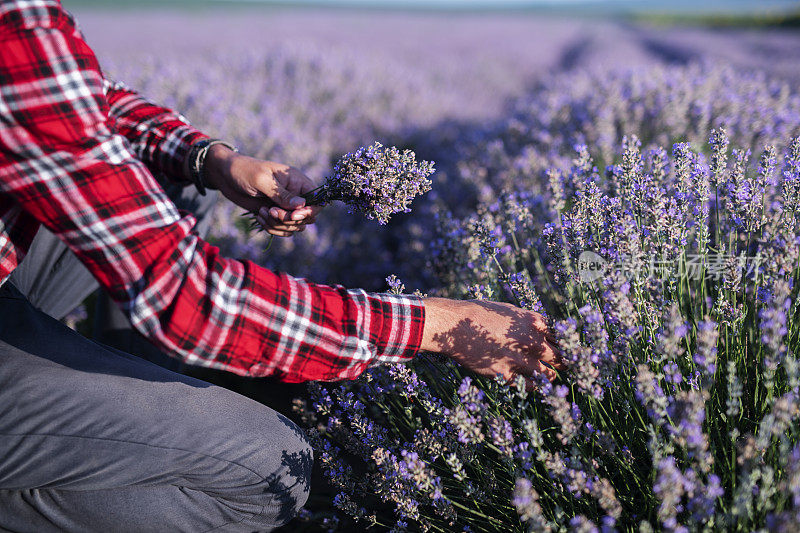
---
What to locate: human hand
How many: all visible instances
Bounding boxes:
[420,298,563,385]
[204,145,323,237]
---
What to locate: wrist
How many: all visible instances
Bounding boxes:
[420,297,473,353]
[184,139,237,194]
[204,144,237,190]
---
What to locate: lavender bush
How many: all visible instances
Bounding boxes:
[301,131,800,531]
[446,63,800,212]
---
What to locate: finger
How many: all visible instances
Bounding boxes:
[539,341,566,371]
[260,216,303,232]
[274,219,307,228]
[267,228,294,237]
[262,206,290,222]
[534,359,558,382]
[275,221,306,229]
[547,341,566,371]
[304,205,324,217]
[531,312,548,331]
[288,212,310,223]
[289,209,316,222]
[286,167,315,197]
[257,172,305,211]
[256,214,269,232]
[515,360,557,384]
[289,205,323,222]
[256,214,301,233]
[514,344,561,380]
[530,313,557,343]
[268,224,304,233]
[270,218,306,229]
[260,207,306,226]
[293,215,317,227]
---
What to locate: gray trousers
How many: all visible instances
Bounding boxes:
[0,185,311,532]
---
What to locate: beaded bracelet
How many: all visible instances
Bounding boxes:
[187,139,237,196]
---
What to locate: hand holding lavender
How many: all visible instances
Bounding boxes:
[303,142,434,224]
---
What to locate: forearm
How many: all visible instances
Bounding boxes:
[420,297,473,353]
[104,78,208,182]
[201,143,238,190]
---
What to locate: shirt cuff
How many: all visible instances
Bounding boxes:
[163,125,210,183]
[364,292,426,364]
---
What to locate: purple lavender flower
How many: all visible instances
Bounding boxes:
[488,415,515,457]
[457,376,488,414]
[555,316,602,399]
[782,137,800,212]
[307,142,434,225]
[667,390,712,471]
[569,515,598,533]
[694,320,719,389]
[635,364,669,423]
[653,456,689,533]
[513,478,552,532]
[709,128,730,188]
[446,405,484,445]
[385,274,406,294]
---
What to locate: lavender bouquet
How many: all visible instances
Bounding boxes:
[303,142,435,224]
[247,142,433,252]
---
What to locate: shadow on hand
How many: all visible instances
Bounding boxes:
[429,300,561,384]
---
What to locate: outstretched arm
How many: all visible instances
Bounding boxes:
[422,298,563,384]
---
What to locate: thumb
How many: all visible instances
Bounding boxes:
[269,183,305,210]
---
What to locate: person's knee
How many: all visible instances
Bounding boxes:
[176,386,313,526]
[239,422,313,529]
[270,432,313,521]
[273,421,312,499]
[221,412,313,528]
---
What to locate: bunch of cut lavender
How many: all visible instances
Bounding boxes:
[245,141,433,252]
[304,142,435,224]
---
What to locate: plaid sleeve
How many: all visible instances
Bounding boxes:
[102,78,208,184]
[0,10,425,382]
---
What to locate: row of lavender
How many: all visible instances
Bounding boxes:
[83,11,800,291]
[304,71,800,529]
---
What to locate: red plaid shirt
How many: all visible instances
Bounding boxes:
[0,0,424,382]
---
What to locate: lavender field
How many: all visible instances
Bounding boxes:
[75,8,800,289]
[76,6,800,531]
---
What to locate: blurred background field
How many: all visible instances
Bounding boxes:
[61,1,800,529]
